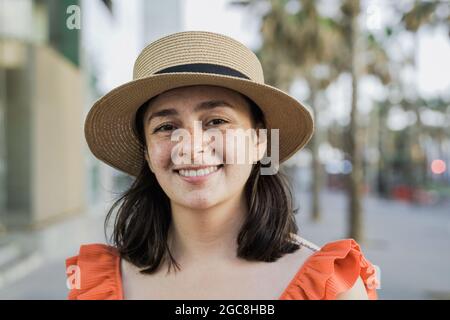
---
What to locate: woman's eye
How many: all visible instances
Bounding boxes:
[207,119,227,126]
[154,124,175,133]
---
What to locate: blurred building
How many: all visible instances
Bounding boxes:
[0,0,85,229]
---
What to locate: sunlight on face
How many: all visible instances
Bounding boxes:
[142,85,266,210]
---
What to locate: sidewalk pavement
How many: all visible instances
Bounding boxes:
[0,189,449,299]
[0,203,108,299]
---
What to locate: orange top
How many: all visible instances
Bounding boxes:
[65,238,379,300]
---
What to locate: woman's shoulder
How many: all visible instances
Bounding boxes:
[281,236,379,300]
[65,243,123,300]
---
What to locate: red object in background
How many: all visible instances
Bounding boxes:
[391,185,413,202]
[391,185,436,204]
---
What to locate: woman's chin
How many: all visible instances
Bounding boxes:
[178,196,221,210]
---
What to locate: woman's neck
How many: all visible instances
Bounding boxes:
[168,193,248,265]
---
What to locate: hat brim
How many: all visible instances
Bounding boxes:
[85,72,314,176]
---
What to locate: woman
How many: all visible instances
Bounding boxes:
[65,31,379,300]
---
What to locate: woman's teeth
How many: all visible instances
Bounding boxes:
[178,165,221,177]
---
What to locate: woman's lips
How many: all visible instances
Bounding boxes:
[174,164,224,184]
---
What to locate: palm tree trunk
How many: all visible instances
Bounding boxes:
[376,105,389,197]
[347,0,364,242]
[310,82,321,222]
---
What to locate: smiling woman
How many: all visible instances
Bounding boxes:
[65,31,379,300]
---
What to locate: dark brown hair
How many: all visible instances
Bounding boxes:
[104,92,301,275]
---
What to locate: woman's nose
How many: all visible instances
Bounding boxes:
[177,121,213,162]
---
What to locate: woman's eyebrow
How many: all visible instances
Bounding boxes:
[147,100,234,123]
[194,100,234,112]
[147,108,177,124]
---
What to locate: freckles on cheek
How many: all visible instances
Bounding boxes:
[148,141,174,170]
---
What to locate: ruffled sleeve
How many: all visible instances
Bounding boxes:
[280,239,379,300]
[65,243,123,300]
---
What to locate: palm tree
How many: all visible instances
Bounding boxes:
[234,0,392,241]
[286,1,391,236]
[233,0,346,222]
[281,0,346,222]
[337,0,366,241]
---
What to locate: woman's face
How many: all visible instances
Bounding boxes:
[143,85,266,209]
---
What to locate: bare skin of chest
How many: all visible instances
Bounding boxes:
[121,246,313,300]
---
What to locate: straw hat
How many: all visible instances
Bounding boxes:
[85,31,314,177]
